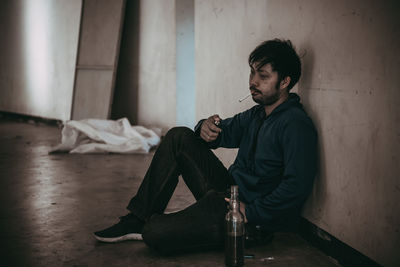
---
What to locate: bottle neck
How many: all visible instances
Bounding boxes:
[230,193,239,211]
[230,185,240,211]
[230,200,239,211]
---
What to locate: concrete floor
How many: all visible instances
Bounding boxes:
[0,118,341,267]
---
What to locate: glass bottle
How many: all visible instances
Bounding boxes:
[225,185,245,267]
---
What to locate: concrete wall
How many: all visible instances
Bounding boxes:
[176,0,195,129]
[113,0,176,132]
[0,0,81,121]
[195,0,399,266]
[136,0,176,131]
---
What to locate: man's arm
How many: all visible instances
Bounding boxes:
[245,119,318,226]
[194,105,260,149]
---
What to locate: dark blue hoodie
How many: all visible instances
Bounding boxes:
[197,93,317,231]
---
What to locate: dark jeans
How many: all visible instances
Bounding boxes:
[127,127,235,254]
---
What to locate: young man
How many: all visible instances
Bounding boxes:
[94,39,318,254]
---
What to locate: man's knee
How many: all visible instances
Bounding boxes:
[165,126,193,138]
[164,127,196,144]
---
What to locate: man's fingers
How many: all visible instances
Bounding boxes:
[200,128,218,141]
[207,117,222,133]
[200,115,222,142]
[206,124,221,136]
[209,123,222,133]
[206,131,219,138]
[212,114,221,124]
[203,119,221,133]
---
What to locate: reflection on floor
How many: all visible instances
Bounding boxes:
[0,119,340,266]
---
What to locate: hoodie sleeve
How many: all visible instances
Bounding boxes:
[245,117,318,227]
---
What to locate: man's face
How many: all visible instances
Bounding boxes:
[249,63,283,106]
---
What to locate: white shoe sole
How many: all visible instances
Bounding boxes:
[93,233,143,243]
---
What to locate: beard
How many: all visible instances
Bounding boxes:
[251,82,281,106]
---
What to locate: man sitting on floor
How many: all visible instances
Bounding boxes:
[94,39,318,254]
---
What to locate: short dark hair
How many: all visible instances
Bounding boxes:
[248,39,301,90]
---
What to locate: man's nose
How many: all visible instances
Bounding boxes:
[250,76,259,87]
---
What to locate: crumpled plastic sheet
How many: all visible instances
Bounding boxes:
[49,118,161,154]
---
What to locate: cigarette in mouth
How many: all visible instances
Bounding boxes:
[238,93,251,102]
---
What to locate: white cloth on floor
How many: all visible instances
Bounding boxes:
[50,118,161,154]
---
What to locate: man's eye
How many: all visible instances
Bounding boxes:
[260,75,268,80]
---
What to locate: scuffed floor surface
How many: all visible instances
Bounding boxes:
[0,119,340,267]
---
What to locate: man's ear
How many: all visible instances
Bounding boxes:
[280,76,291,90]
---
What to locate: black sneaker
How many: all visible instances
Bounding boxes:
[94,213,144,243]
